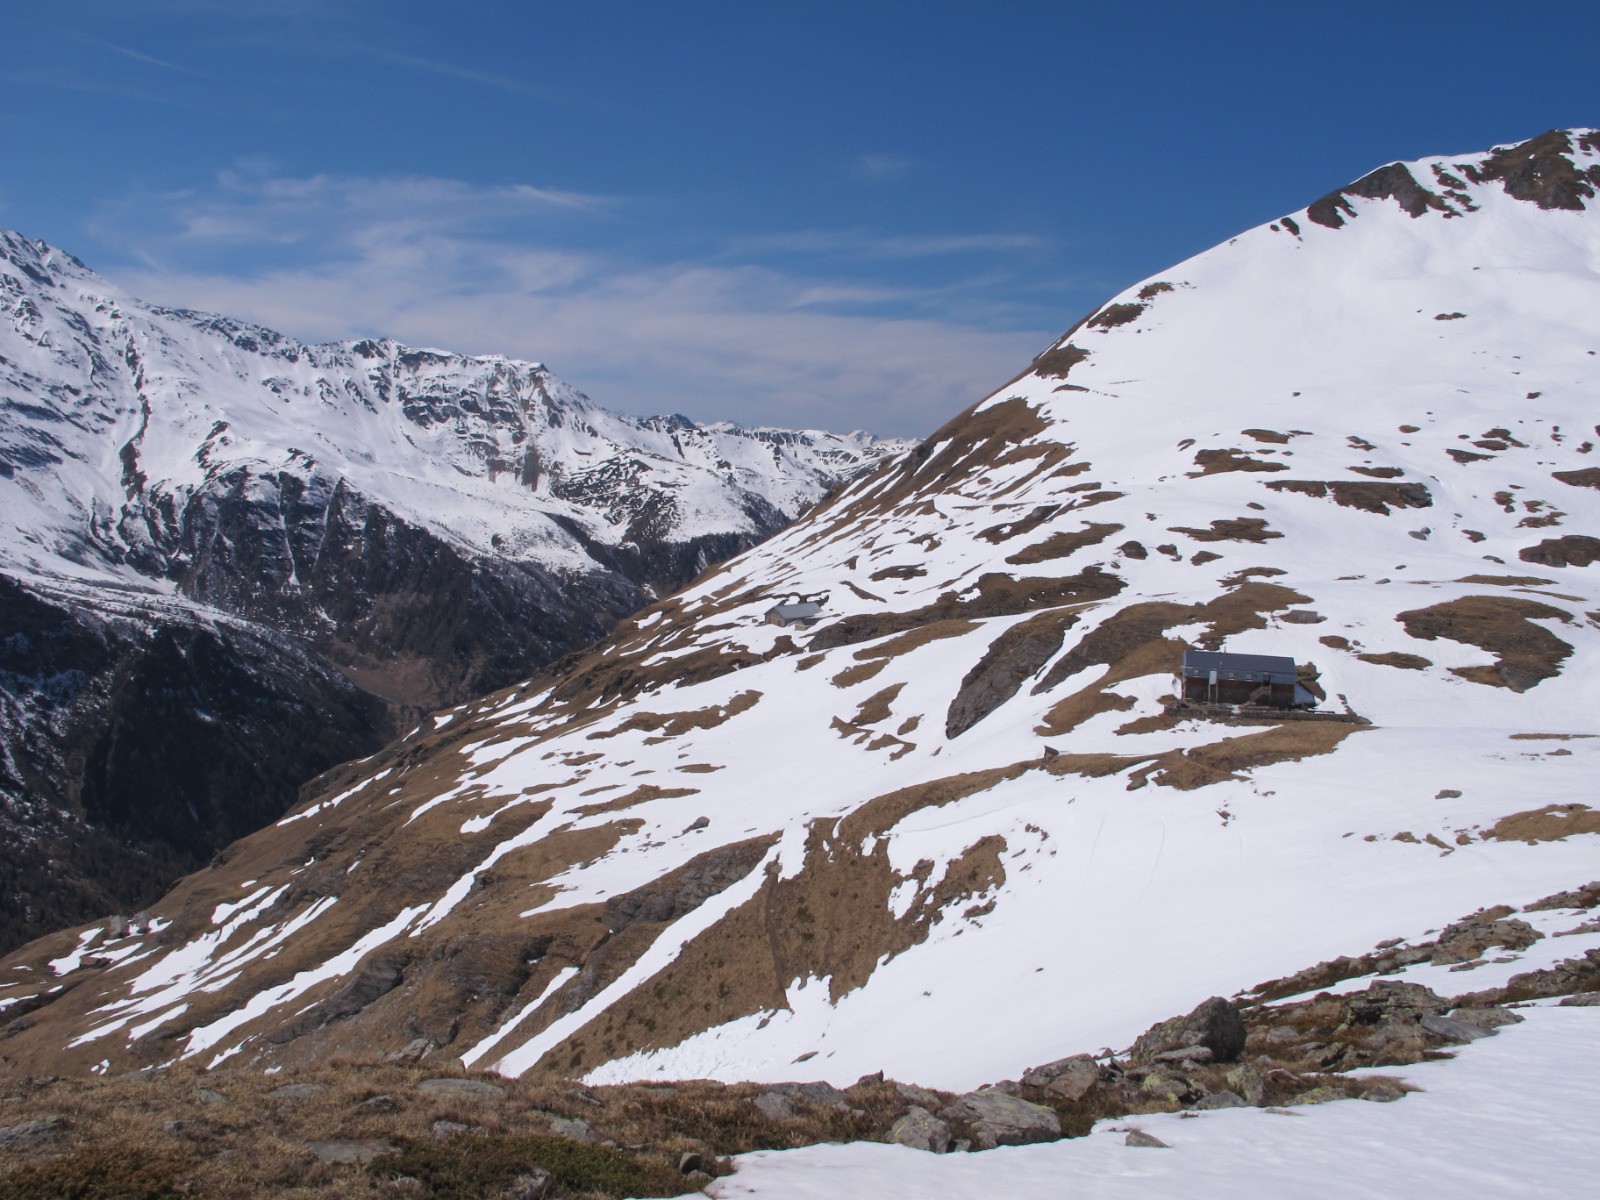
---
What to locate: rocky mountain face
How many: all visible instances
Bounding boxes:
[0,234,905,954]
[3,130,1597,1093]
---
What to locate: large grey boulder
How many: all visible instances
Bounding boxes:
[1130,997,1247,1064]
[889,1106,952,1153]
[1022,1053,1100,1099]
[547,1116,596,1142]
[753,1092,796,1122]
[941,1089,1061,1149]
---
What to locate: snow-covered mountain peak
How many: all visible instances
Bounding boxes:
[3,130,1597,1096]
[0,231,907,592]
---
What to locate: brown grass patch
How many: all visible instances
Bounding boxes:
[1147,722,1363,791]
[547,808,1010,1073]
[1357,651,1432,670]
[572,786,700,818]
[1169,517,1282,543]
[1264,479,1432,514]
[1397,595,1575,691]
[1553,467,1600,489]
[842,580,884,603]
[1347,465,1405,478]
[588,690,763,740]
[831,659,889,687]
[1005,522,1124,565]
[1456,575,1556,586]
[867,564,927,582]
[1189,449,1288,476]
[852,684,905,726]
[978,503,1063,545]
[809,569,1122,655]
[1483,804,1600,843]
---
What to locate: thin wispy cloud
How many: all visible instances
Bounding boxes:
[88,169,1047,436]
[69,32,203,76]
[353,45,573,107]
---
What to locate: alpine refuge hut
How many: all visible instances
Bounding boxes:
[764,593,828,628]
[1179,650,1317,709]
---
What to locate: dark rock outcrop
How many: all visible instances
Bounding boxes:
[1129,996,1248,1065]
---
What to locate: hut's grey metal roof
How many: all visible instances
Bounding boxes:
[1180,650,1298,680]
[768,601,823,621]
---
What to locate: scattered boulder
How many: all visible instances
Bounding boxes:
[359,1094,400,1112]
[895,1082,945,1108]
[1130,997,1247,1064]
[386,1037,436,1064]
[767,1081,852,1111]
[307,1138,394,1164]
[1446,1007,1522,1036]
[941,1089,1061,1149]
[753,1092,796,1122]
[1418,1014,1477,1042]
[1559,991,1600,1006]
[1021,1054,1100,1101]
[678,1151,710,1175]
[889,1106,952,1153]
[418,1078,505,1102]
[196,1087,229,1106]
[1125,1129,1169,1148]
[547,1116,596,1142]
[1192,1090,1246,1110]
[0,1116,65,1149]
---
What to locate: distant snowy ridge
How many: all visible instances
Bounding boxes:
[0,227,905,594]
[0,227,907,955]
[2,129,1598,1098]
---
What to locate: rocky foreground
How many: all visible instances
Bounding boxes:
[1,882,1594,1198]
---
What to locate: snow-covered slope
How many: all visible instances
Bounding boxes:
[4,129,1597,1090]
[0,232,905,955]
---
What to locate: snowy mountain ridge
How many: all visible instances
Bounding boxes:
[0,227,902,597]
[0,229,906,956]
[2,129,1597,1102]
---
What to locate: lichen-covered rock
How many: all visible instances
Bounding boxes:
[889,1106,952,1153]
[1130,996,1247,1064]
[941,1089,1061,1149]
[1022,1053,1101,1101]
[753,1092,796,1122]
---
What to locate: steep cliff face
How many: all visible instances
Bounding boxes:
[0,233,906,953]
[3,130,1598,1085]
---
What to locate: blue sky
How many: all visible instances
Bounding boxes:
[2,1,1595,436]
